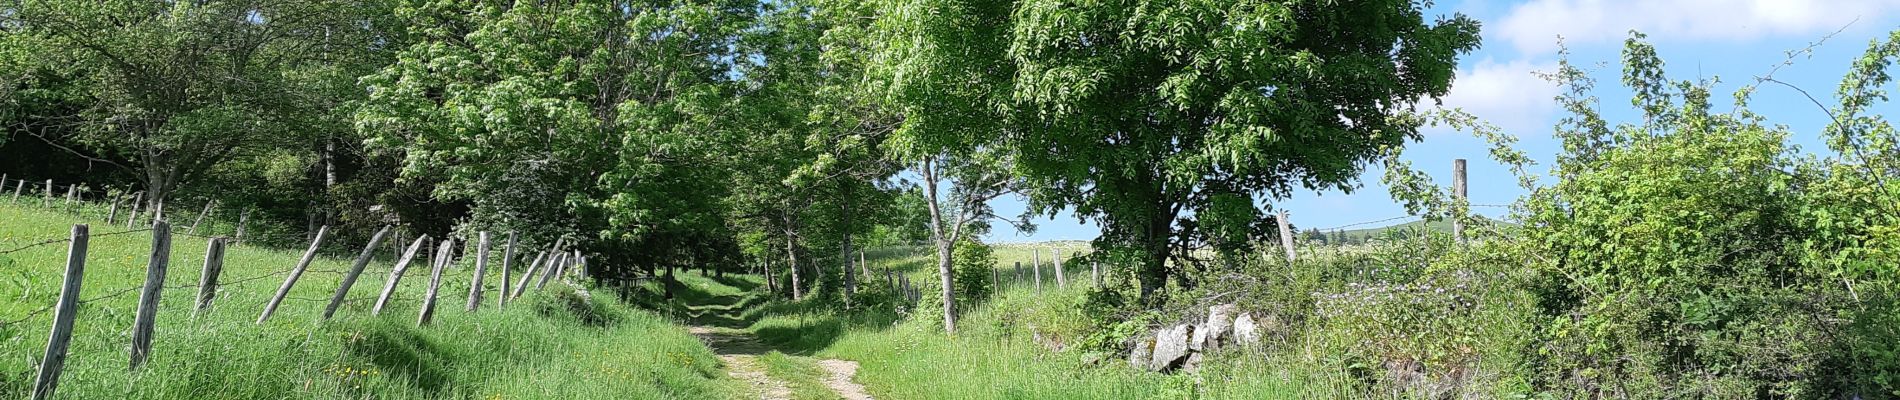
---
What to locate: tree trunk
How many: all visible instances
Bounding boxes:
[784,229,803,301]
[920,159,958,334]
[838,198,856,303]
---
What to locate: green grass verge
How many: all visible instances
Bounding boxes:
[0,202,742,399]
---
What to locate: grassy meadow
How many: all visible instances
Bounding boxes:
[0,201,740,399]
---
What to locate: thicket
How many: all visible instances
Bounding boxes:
[1058,32,1900,398]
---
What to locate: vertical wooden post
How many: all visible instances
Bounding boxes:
[1054,249,1066,289]
[129,221,171,370]
[859,250,871,281]
[467,231,491,311]
[372,236,430,316]
[417,241,451,326]
[194,237,227,317]
[189,201,214,235]
[989,262,999,297]
[1014,261,1023,285]
[322,226,393,320]
[1033,249,1043,293]
[30,225,88,400]
[499,232,516,307]
[1452,158,1468,244]
[42,179,52,207]
[1092,260,1102,288]
[511,252,544,300]
[234,208,250,245]
[63,184,76,207]
[258,225,330,324]
[1276,210,1297,263]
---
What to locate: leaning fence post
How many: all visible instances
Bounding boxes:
[194,238,228,317]
[499,232,516,307]
[512,252,545,300]
[466,231,491,311]
[323,225,393,321]
[418,241,452,326]
[30,225,88,400]
[1054,249,1066,289]
[12,179,24,202]
[129,221,172,370]
[63,184,76,208]
[126,192,144,229]
[535,253,563,290]
[258,225,330,324]
[372,235,430,316]
[106,193,122,224]
[188,201,214,235]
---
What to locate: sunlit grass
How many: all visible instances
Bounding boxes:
[0,201,742,399]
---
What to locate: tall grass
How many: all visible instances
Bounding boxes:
[0,202,741,399]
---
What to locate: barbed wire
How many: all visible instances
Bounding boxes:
[1,266,356,328]
[0,227,156,255]
[1317,216,1417,231]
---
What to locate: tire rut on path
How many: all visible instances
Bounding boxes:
[691,326,793,400]
[817,359,873,400]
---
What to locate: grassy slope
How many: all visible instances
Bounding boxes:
[0,202,741,399]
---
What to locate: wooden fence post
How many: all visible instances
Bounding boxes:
[512,252,544,300]
[126,192,143,228]
[1092,260,1102,288]
[1054,249,1066,289]
[188,201,214,235]
[499,232,516,307]
[1276,210,1297,263]
[63,184,75,207]
[106,194,121,224]
[1452,158,1468,244]
[322,226,392,321]
[194,237,227,317]
[418,241,451,326]
[12,179,24,202]
[30,225,88,400]
[129,221,172,370]
[234,208,250,245]
[258,225,329,324]
[372,235,430,316]
[535,253,563,290]
[467,231,491,311]
[42,179,52,207]
[1033,249,1043,293]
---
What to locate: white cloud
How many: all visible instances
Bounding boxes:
[1496,0,1900,55]
[1429,58,1561,136]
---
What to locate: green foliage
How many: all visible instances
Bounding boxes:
[952,238,996,303]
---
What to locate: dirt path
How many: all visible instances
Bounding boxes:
[691,326,793,400]
[816,359,873,400]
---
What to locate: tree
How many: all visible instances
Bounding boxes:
[359,0,759,279]
[11,0,393,213]
[889,0,1482,304]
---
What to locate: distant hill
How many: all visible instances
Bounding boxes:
[1304,216,1512,244]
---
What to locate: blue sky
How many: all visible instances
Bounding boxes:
[984,0,1900,243]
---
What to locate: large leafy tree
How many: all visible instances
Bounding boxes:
[9,0,392,213]
[953,0,1479,303]
[358,0,757,274]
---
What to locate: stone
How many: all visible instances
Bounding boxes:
[1189,323,1208,351]
[1234,312,1261,345]
[1202,304,1238,350]
[1128,336,1154,369]
[1147,324,1194,372]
